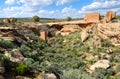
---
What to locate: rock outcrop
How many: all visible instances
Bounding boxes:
[40,73,57,79]
[97,23,120,44]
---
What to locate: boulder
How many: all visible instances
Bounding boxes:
[81,30,89,42]
[40,73,57,79]
[90,60,110,70]
[55,31,61,35]
[4,49,25,63]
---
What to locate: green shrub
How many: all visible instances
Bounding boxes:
[0,39,14,49]
[92,68,115,79]
[19,45,31,57]
[116,74,120,79]
[0,53,9,61]
[32,15,40,22]
[116,65,120,73]
[16,63,28,75]
[66,16,72,21]
[62,69,94,79]
[101,39,112,47]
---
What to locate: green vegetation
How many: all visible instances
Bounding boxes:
[0,53,9,60]
[0,25,120,78]
[116,65,120,73]
[16,63,28,75]
[62,69,94,79]
[0,38,14,49]
[32,15,40,22]
[66,16,72,21]
[92,68,115,79]
[0,17,83,24]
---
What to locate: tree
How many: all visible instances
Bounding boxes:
[66,16,72,21]
[32,15,40,22]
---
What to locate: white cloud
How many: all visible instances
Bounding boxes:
[62,6,80,17]
[2,0,120,18]
[5,0,15,5]
[56,0,78,5]
[80,0,120,17]
[81,0,120,11]
[19,0,53,7]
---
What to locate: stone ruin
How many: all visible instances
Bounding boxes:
[3,18,15,24]
[40,31,47,41]
[84,12,100,23]
[84,10,116,23]
[103,10,116,22]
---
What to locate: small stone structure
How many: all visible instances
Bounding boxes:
[3,19,10,23]
[105,10,116,22]
[3,18,15,24]
[40,31,47,41]
[84,13,100,23]
[9,18,15,23]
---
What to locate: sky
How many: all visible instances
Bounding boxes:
[0,0,120,18]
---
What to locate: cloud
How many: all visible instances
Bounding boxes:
[2,0,120,18]
[62,6,80,17]
[5,0,15,5]
[81,0,120,11]
[56,0,78,5]
[80,0,120,16]
[19,0,53,7]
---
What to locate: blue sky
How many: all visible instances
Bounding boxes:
[0,0,120,18]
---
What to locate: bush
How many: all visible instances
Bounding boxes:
[16,63,28,75]
[92,68,115,79]
[100,39,112,47]
[66,16,72,21]
[62,69,94,79]
[116,65,120,73]
[0,39,14,49]
[32,15,40,22]
[0,53,9,60]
